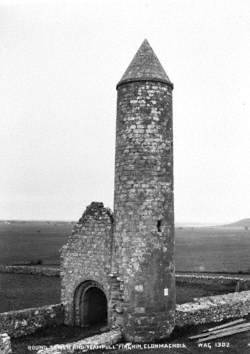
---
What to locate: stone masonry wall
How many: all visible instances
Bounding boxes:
[176,290,250,327]
[0,334,12,354]
[0,265,59,277]
[176,273,250,290]
[0,304,64,338]
[109,274,124,331]
[112,80,175,342]
[61,202,113,325]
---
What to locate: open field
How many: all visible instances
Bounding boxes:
[0,273,60,313]
[175,226,250,273]
[0,221,73,266]
[0,272,238,313]
[0,221,250,350]
[0,221,250,313]
[0,221,250,273]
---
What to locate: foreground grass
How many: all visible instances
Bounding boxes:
[12,314,250,354]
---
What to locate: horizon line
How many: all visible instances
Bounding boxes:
[0,218,237,225]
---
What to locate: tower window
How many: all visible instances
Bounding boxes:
[157,220,162,232]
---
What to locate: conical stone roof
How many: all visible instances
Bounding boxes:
[117,39,173,88]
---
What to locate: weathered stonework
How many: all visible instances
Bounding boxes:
[176,290,250,327]
[176,273,250,290]
[0,304,64,338]
[0,265,59,277]
[60,39,175,342]
[0,334,12,354]
[61,202,113,325]
[110,40,175,342]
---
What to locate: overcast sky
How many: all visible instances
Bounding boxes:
[1,0,250,223]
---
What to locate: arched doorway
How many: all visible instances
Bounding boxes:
[74,280,107,327]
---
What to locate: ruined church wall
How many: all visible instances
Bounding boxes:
[60,203,113,325]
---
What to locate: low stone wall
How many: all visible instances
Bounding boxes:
[176,290,250,327]
[37,330,122,354]
[34,291,250,352]
[0,333,12,354]
[1,287,250,344]
[176,273,250,289]
[0,265,59,277]
[0,304,64,338]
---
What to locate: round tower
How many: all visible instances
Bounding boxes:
[112,39,175,342]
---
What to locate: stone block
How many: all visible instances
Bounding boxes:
[0,334,12,354]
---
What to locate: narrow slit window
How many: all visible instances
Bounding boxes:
[157,220,162,232]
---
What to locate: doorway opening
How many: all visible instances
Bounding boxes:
[74,280,107,328]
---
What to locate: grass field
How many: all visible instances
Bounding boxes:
[0,273,237,313]
[0,221,72,266]
[0,273,60,312]
[175,226,250,273]
[0,221,250,313]
[0,221,250,273]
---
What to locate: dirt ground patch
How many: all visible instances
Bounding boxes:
[12,315,250,354]
[11,324,107,354]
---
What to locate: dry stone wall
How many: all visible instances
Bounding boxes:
[0,265,59,277]
[0,334,12,354]
[1,289,249,343]
[0,304,64,338]
[176,273,250,291]
[176,290,250,327]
